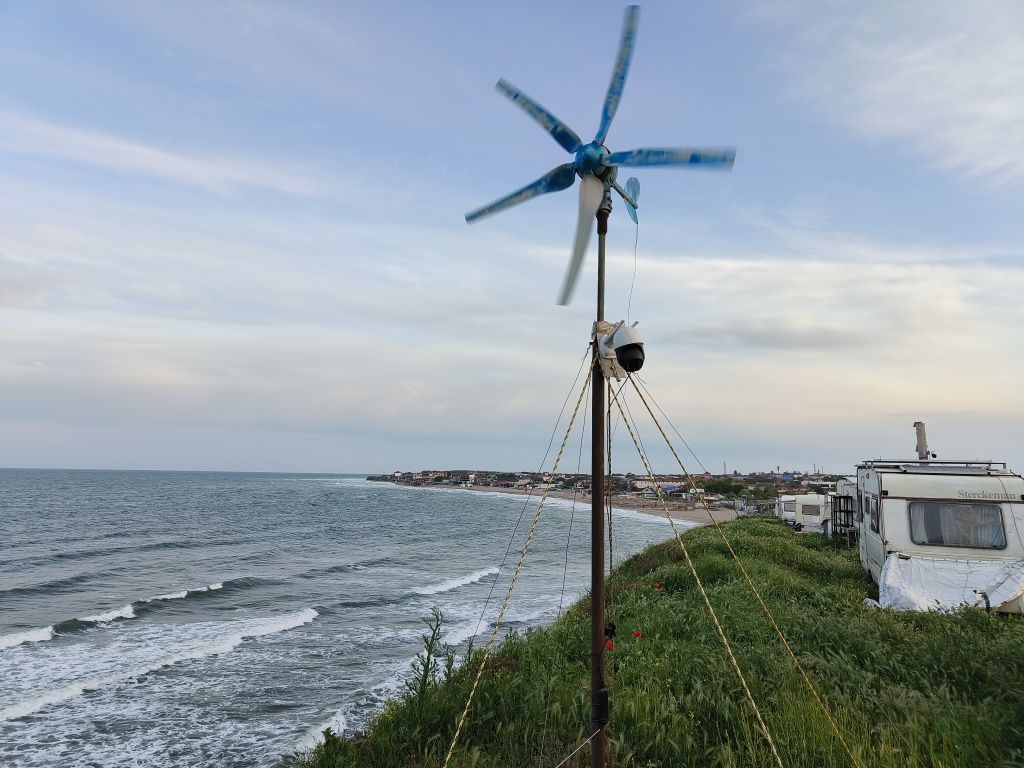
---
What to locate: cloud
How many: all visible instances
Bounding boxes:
[3,182,1022,473]
[96,1,366,104]
[678,317,871,353]
[758,1,1024,185]
[0,114,324,196]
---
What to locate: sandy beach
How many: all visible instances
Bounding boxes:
[457,484,737,526]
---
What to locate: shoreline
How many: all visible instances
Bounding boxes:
[386,480,737,527]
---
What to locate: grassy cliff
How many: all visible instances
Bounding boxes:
[290,518,1024,767]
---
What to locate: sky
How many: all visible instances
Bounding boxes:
[1,1,1022,475]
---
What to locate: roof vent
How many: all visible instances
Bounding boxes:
[913,421,937,461]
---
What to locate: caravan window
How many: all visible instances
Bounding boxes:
[908,502,1006,549]
[800,504,820,516]
[783,501,795,514]
[869,497,879,533]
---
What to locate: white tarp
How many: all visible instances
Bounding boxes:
[871,553,1024,612]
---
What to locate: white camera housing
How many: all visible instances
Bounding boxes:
[595,320,645,379]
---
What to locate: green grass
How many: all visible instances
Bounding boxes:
[287,518,1024,767]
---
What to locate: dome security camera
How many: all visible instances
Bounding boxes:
[598,321,645,375]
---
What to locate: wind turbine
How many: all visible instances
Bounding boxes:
[464,7,735,767]
[466,4,735,305]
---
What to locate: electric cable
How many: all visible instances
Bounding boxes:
[626,217,639,323]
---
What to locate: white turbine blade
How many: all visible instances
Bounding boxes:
[558,174,604,306]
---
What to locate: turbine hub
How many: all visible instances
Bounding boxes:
[575,142,608,176]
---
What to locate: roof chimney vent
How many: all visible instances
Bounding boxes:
[913,421,933,461]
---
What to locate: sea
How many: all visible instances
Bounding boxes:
[0,469,680,767]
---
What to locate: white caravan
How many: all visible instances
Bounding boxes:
[776,493,829,532]
[793,493,828,532]
[855,459,1024,612]
[776,495,796,524]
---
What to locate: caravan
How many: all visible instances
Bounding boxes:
[853,458,1024,612]
[776,493,829,533]
[776,494,796,524]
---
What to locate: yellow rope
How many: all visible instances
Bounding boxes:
[626,375,863,768]
[441,367,593,768]
[608,385,786,768]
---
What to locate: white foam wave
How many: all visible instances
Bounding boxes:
[442,619,484,646]
[151,590,188,601]
[0,626,55,652]
[150,582,223,602]
[413,567,498,596]
[295,706,349,751]
[80,604,135,624]
[0,608,318,722]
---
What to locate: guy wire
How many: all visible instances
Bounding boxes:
[607,383,786,768]
[442,366,593,768]
[558,371,591,617]
[626,373,863,768]
[634,373,710,475]
[473,347,591,639]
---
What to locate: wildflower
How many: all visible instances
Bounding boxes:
[633,630,642,639]
[604,639,614,651]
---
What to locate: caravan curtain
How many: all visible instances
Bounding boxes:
[908,502,1005,548]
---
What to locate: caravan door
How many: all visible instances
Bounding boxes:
[861,494,885,582]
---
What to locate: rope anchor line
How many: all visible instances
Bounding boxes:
[607,383,786,768]
[623,374,863,768]
[441,366,594,768]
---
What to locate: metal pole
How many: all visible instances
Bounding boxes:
[591,197,611,768]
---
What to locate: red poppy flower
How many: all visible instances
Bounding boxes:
[633,630,642,639]
[604,639,614,651]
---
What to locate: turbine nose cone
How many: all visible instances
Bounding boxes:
[576,142,607,175]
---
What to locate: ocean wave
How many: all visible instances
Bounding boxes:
[3,582,229,651]
[0,608,318,722]
[150,582,224,602]
[79,604,136,624]
[295,705,349,751]
[0,626,55,652]
[442,619,484,646]
[0,537,191,570]
[412,567,499,596]
[0,572,94,599]
[77,581,227,626]
[321,557,391,575]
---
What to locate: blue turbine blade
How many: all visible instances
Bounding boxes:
[625,176,639,224]
[496,80,582,154]
[593,5,639,145]
[465,163,577,223]
[604,148,736,168]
